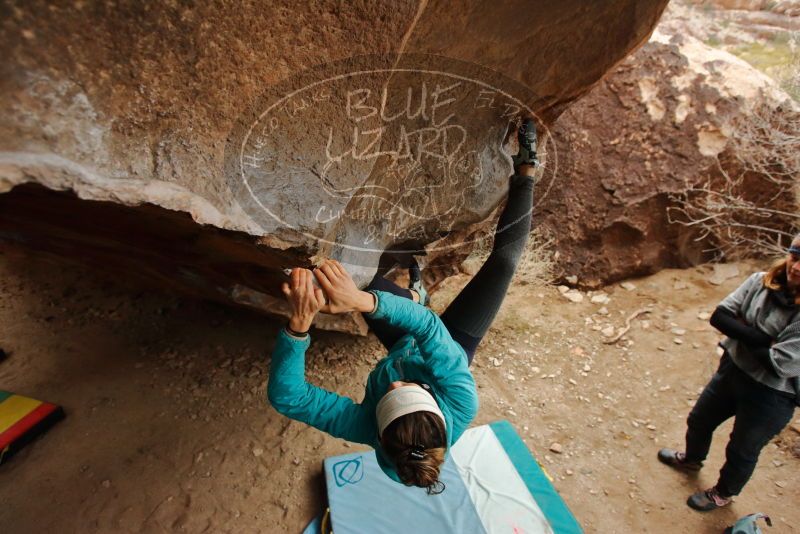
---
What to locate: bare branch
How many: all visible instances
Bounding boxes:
[669,94,800,261]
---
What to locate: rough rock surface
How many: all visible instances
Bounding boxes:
[0,1,668,329]
[668,1,800,43]
[529,29,795,287]
[687,0,800,15]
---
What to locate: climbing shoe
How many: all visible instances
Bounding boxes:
[409,259,429,306]
[657,448,703,472]
[512,118,540,169]
[687,486,732,512]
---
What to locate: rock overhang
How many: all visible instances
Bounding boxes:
[0,0,670,331]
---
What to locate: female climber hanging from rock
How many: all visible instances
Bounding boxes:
[267,118,540,493]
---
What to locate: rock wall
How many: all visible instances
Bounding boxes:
[0,1,669,330]
[687,0,800,15]
[529,30,796,287]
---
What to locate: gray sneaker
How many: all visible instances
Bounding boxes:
[657,448,703,471]
[687,486,732,512]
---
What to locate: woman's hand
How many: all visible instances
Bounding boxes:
[313,259,375,315]
[282,268,326,333]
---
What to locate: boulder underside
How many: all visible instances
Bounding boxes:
[0,1,669,331]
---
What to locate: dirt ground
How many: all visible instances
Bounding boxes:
[1,253,798,534]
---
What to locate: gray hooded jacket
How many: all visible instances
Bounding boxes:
[718,272,800,405]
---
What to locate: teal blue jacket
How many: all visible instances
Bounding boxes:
[267,290,479,482]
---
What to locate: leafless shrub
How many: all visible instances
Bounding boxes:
[775,33,799,101]
[512,227,556,286]
[668,99,800,260]
[464,226,555,286]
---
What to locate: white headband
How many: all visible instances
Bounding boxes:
[376,385,446,436]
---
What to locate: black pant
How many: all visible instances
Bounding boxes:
[365,174,534,365]
[685,354,796,496]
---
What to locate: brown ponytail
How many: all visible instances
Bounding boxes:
[381,411,447,494]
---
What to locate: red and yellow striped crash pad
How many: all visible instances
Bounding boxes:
[0,390,63,464]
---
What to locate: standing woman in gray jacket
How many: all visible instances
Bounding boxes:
[658,234,800,511]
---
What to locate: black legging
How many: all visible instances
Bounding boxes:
[365,174,534,365]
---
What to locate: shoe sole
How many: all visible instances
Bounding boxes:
[687,497,715,512]
[686,495,730,512]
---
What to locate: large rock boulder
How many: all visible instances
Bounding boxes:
[0,1,668,331]
[686,0,800,16]
[527,29,796,287]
